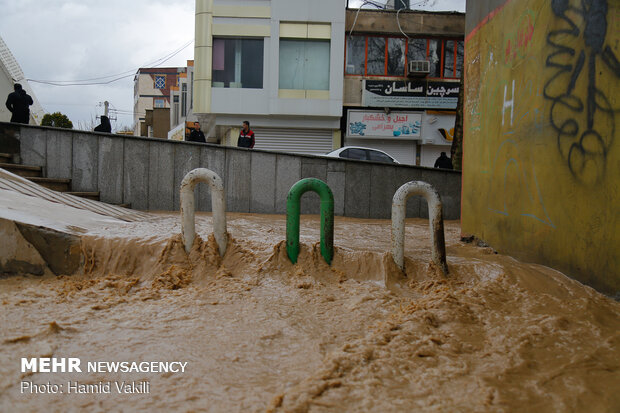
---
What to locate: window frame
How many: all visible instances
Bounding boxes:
[279,38,331,91]
[211,37,265,89]
[344,35,463,80]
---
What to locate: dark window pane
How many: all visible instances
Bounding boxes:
[444,40,455,78]
[387,38,405,76]
[346,36,365,75]
[367,37,386,75]
[368,150,393,163]
[428,39,441,77]
[455,41,464,78]
[241,39,264,88]
[341,148,367,160]
[181,84,187,116]
[212,38,263,88]
[407,38,426,62]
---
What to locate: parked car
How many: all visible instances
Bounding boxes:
[325,146,400,164]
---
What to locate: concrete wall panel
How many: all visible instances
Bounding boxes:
[123,139,149,210]
[225,150,251,212]
[148,142,174,211]
[344,163,371,218]
[369,165,398,220]
[72,133,97,192]
[250,151,276,214]
[46,129,72,179]
[20,127,46,168]
[98,137,124,204]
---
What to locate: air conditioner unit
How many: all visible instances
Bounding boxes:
[408,60,430,77]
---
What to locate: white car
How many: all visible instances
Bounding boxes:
[325,146,400,164]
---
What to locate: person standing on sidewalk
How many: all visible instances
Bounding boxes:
[187,121,206,143]
[5,83,33,124]
[237,120,255,148]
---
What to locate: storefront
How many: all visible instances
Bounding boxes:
[343,79,458,167]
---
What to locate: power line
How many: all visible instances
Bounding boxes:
[26,39,194,87]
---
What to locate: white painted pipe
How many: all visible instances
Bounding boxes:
[391,181,448,275]
[180,168,227,256]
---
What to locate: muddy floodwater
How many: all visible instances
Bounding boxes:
[1,213,619,412]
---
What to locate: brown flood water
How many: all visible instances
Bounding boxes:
[1,213,619,412]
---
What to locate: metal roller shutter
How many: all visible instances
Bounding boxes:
[252,128,333,155]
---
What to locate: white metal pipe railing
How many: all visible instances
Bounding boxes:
[391,181,448,275]
[180,168,227,256]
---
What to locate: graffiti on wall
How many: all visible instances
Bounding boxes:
[463,0,620,294]
[544,0,619,185]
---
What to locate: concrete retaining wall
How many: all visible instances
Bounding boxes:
[0,122,461,219]
[463,1,619,296]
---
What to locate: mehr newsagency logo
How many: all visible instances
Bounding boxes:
[20,357,188,395]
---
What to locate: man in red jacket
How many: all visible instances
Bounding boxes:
[237,120,255,148]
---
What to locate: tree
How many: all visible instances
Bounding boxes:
[450,74,464,171]
[41,112,73,129]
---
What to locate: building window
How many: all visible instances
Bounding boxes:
[407,38,426,62]
[181,84,187,117]
[345,35,365,75]
[154,98,165,108]
[190,72,194,109]
[428,39,441,77]
[212,38,264,88]
[279,39,330,90]
[387,38,405,76]
[346,35,464,79]
[154,76,166,89]
[367,37,385,75]
[455,41,464,78]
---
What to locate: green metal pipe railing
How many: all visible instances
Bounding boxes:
[286,178,334,265]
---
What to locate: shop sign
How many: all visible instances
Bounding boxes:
[347,110,422,138]
[362,80,459,109]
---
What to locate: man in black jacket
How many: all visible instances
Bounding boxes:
[187,121,206,143]
[434,152,453,169]
[94,115,112,133]
[5,83,33,124]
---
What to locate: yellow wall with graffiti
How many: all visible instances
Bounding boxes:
[463,0,619,295]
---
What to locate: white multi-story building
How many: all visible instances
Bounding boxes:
[193,0,345,154]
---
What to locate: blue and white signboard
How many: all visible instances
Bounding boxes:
[347,110,422,139]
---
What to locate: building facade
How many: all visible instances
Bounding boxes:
[343,8,464,166]
[133,67,187,136]
[193,0,345,154]
[463,0,619,295]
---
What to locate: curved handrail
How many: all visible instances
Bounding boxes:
[286,178,334,265]
[391,181,448,275]
[180,168,227,256]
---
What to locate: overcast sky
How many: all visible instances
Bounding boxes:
[0,0,464,132]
